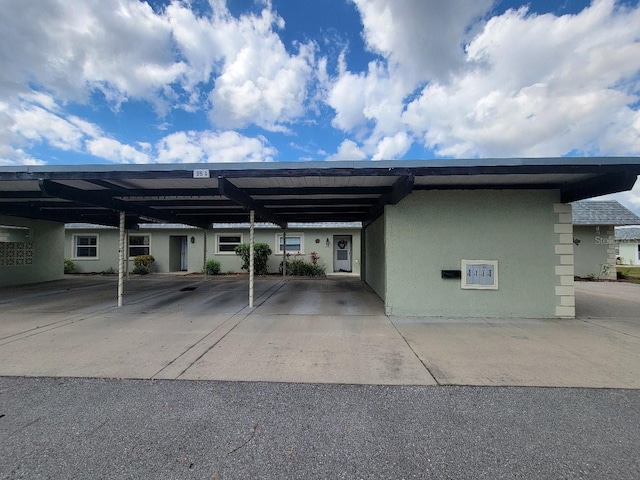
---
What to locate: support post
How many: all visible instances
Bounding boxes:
[203,228,208,279]
[249,210,255,308]
[282,229,286,279]
[118,211,125,307]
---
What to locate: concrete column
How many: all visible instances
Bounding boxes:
[117,211,125,307]
[249,210,255,308]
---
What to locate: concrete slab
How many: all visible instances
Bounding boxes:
[178,313,437,385]
[1,276,639,388]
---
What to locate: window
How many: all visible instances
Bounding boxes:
[217,234,243,253]
[129,235,150,257]
[276,233,303,255]
[74,235,98,258]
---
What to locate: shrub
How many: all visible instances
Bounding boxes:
[205,259,221,275]
[64,259,75,274]
[279,259,325,277]
[132,254,155,275]
[234,243,272,275]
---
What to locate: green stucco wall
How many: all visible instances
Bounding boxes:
[384,190,560,318]
[1,216,65,286]
[65,226,361,275]
[363,216,386,301]
[572,225,616,278]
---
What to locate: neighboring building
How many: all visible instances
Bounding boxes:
[571,201,640,279]
[616,227,640,265]
[65,222,362,275]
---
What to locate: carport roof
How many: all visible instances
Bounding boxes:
[1,158,639,229]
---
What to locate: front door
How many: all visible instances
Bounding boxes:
[333,235,352,272]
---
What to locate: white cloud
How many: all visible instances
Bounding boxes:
[353,0,493,83]
[0,0,185,108]
[326,140,367,161]
[403,0,640,157]
[371,132,412,160]
[155,130,276,163]
[86,137,151,164]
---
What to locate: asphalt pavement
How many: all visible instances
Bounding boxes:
[1,376,639,479]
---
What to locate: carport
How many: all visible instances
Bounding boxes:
[1,158,640,316]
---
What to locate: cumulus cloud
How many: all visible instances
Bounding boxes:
[403,0,640,157]
[155,130,276,163]
[326,139,367,161]
[325,0,640,159]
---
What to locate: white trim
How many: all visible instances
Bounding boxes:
[72,233,99,260]
[461,259,498,290]
[275,232,304,255]
[215,232,243,254]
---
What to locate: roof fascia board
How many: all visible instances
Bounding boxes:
[560,172,638,203]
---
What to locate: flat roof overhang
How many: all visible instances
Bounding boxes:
[0,158,638,229]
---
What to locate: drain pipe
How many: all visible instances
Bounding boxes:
[117,211,125,307]
[249,210,255,308]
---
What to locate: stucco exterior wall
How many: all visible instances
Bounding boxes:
[1,216,65,286]
[618,241,640,265]
[65,226,361,275]
[384,190,563,318]
[363,216,385,301]
[572,225,616,279]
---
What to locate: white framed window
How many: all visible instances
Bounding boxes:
[461,259,498,290]
[73,234,98,259]
[276,233,304,255]
[216,233,243,254]
[128,234,150,257]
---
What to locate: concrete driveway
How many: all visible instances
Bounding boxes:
[0,275,639,388]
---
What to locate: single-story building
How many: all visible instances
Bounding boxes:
[616,227,640,265]
[571,200,640,279]
[65,222,361,275]
[2,158,640,318]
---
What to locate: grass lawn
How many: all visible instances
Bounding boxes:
[617,266,640,284]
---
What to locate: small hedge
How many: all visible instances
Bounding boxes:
[280,259,326,277]
[205,259,221,275]
[64,259,75,274]
[132,254,155,275]
[234,243,272,275]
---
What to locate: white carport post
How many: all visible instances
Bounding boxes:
[117,211,125,307]
[203,227,208,279]
[249,210,255,308]
[282,229,286,279]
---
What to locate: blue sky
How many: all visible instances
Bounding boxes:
[1,0,640,210]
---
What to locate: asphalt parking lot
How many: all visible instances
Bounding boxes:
[0,275,639,388]
[1,275,639,479]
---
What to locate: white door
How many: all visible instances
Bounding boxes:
[333,235,352,272]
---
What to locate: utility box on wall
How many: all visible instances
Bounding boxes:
[461,260,498,290]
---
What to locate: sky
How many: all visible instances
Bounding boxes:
[1,0,640,213]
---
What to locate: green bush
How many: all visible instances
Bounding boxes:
[279,259,326,277]
[64,259,75,274]
[205,259,221,275]
[132,254,155,275]
[234,243,272,275]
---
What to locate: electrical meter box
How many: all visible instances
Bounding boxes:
[461,260,498,290]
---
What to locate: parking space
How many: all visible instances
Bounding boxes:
[0,275,639,388]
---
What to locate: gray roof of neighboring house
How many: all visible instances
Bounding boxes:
[571,201,640,226]
[615,227,640,241]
